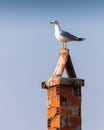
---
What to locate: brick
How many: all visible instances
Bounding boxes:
[70,117,81,128]
[60,116,70,127]
[61,109,72,116]
[48,128,57,130]
[47,87,57,98]
[47,89,51,98]
[67,96,81,107]
[60,87,73,97]
[50,96,60,108]
[48,108,57,118]
[60,128,72,130]
[51,115,60,128]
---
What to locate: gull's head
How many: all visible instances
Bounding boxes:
[50,20,59,25]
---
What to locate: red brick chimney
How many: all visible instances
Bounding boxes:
[42,48,84,130]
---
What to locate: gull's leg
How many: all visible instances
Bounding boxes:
[62,42,67,48]
[64,43,65,48]
[62,43,64,48]
[63,42,66,48]
[64,43,66,48]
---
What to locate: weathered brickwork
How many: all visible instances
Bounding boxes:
[47,85,82,130]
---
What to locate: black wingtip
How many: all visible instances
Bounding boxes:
[78,38,86,41]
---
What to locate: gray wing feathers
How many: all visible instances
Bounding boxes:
[60,31,86,41]
[60,31,79,41]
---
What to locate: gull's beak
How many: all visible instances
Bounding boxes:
[50,21,54,24]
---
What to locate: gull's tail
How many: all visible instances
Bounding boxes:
[78,38,86,41]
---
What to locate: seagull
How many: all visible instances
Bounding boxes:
[50,20,85,48]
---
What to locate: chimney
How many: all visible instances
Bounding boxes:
[42,48,84,130]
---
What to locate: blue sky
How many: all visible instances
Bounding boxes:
[0,0,104,130]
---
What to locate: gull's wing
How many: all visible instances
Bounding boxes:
[60,30,79,41]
